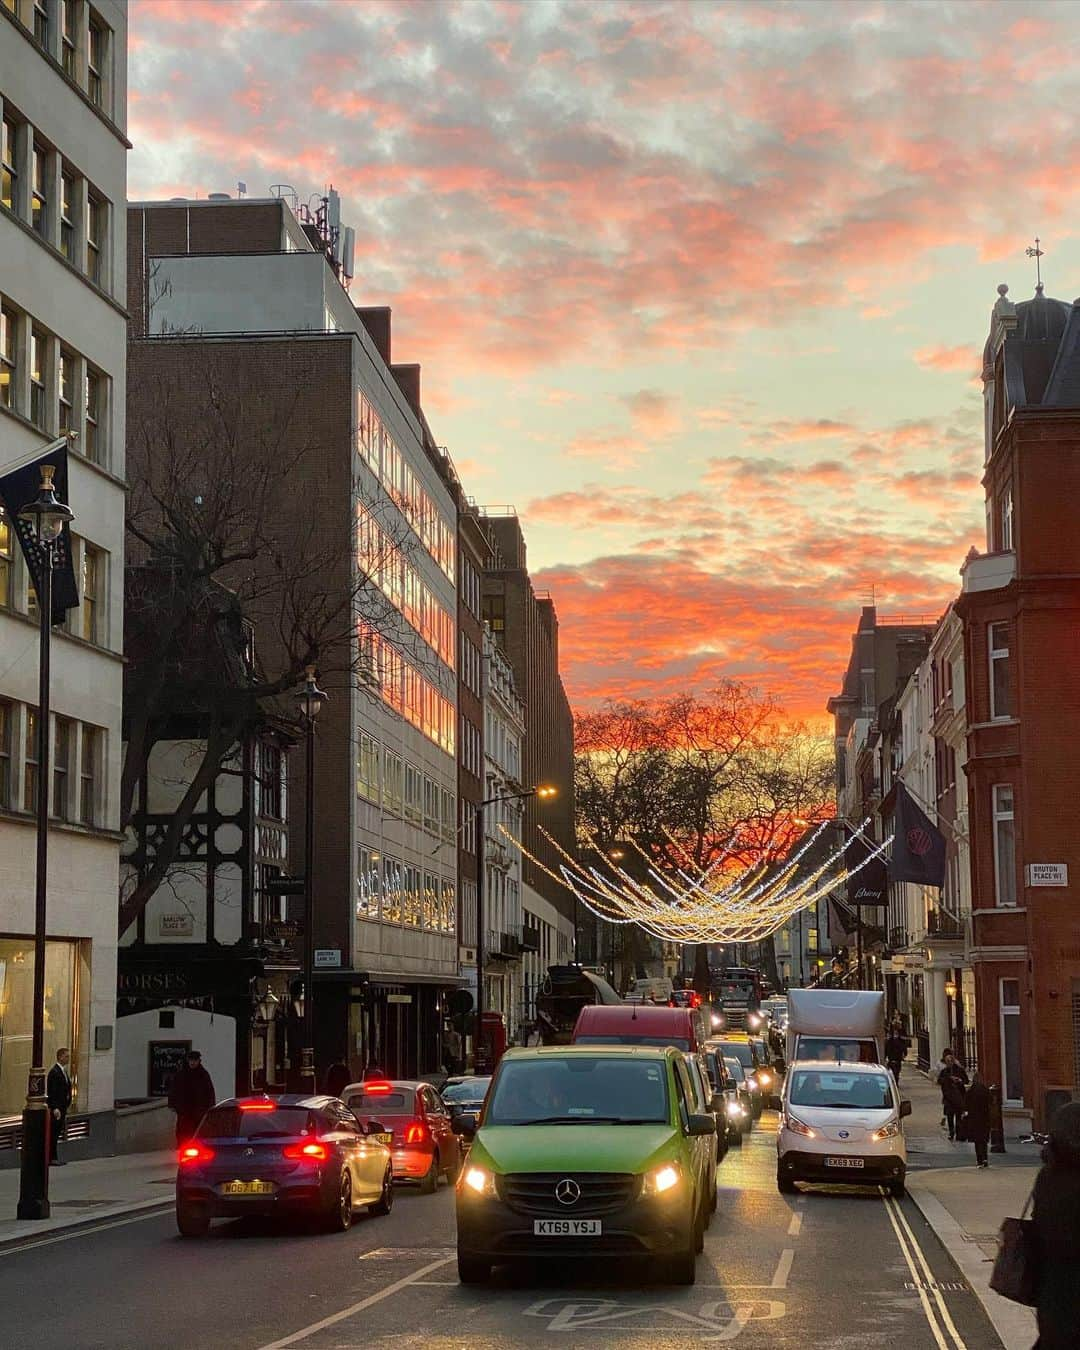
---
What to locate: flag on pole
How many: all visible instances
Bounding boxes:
[888,781,947,888]
[0,447,79,624]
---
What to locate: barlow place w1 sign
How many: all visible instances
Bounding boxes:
[1027,863,1068,887]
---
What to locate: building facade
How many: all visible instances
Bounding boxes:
[0,0,126,1158]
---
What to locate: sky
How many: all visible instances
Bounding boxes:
[126,0,1080,724]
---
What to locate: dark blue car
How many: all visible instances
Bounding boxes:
[175,1094,393,1238]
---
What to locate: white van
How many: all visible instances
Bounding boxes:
[776,1060,910,1198]
[627,976,673,1003]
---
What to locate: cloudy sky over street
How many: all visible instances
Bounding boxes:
[128,0,1080,719]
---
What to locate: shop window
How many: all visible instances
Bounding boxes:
[0,937,80,1116]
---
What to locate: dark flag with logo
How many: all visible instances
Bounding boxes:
[0,447,79,625]
[846,831,890,908]
[888,781,947,888]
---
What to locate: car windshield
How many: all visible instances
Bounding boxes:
[797,1037,877,1064]
[197,1106,320,1139]
[344,1090,412,1115]
[574,1034,691,1052]
[789,1070,894,1110]
[724,1058,746,1082]
[718,1043,753,1068]
[485,1057,670,1126]
[441,1079,489,1104]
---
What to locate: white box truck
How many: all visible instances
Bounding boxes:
[785,989,886,1066]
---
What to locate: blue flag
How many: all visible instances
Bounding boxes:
[0,447,79,625]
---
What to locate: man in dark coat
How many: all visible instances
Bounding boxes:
[167,1050,216,1145]
[47,1047,73,1165]
[884,1018,909,1082]
[323,1055,350,1099]
[962,1069,992,1167]
[936,1049,968,1141]
[1032,1101,1080,1349]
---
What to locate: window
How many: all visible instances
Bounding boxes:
[383,749,402,815]
[1000,484,1014,552]
[88,13,105,106]
[356,845,380,920]
[1000,978,1023,1105]
[61,0,77,78]
[80,543,100,642]
[59,348,74,435]
[60,171,75,259]
[0,700,10,808]
[31,141,47,236]
[24,708,39,812]
[33,0,48,47]
[86,194,103,284]
[0,508,11,607]
[992,784,1016,907]
[807,927,819,953]
[257,740,283,820]
[482,593,505,634]
[84,366,101,461]
[1,117,17,214]
[30,327,46,428]
[53,716,72,819]
[79,724,99,824]
[404,762,422,823]
[356,733,379,803]
[0,301,13,409]
[989,622,1011,720]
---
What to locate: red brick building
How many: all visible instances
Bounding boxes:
[959,284,1080,1127]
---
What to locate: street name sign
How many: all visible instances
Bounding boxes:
[1027,863,1068,887]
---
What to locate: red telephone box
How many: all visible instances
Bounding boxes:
[475,1011,506,1074]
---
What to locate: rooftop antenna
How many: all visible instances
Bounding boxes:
[1026,236,1045,294]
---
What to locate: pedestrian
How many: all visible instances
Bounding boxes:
[937,1049,969,1141]
[885,1019,909,1083]
[962,1069,992,1167]
[1031,1101,1080,1349]
[323,1053,350,1099]
[442,1026,462,1076]
[363,1062,387,1082]
[47,1047,73,1165]
[167,1050,216,1146]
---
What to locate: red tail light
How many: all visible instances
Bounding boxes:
[238,1100,276,1112]
[178,1142,214,1165]
[365,1081,393,1094]
[283,1141,328,1162]
[691,992,702,1008]
[404,1121,427,1145]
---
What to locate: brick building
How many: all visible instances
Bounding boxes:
[956,283,1080,1127]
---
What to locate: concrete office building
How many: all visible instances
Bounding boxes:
[0,0,127,1158]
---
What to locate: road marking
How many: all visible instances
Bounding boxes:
[255,1254,455,1348]
[771,1248,794,1288]
[0,1204,171,1257]
[881,1196,950,1350]
[886,1193,967,1349]
[787,1212,802,1237]
[524,1296,784,1339]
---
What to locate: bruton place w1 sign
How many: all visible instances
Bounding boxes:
[1027,863,1068,887]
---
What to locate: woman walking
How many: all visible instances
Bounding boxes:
[963,1069,992,1167]
[937,1049,968,1141]
[1031,1102,1080,1349]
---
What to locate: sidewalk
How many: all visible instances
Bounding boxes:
[0,1149,175,1250]
[902,1069,1038,1350]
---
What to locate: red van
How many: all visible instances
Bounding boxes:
[572,1004,709,1057]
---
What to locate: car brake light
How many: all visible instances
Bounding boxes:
[238,1100,276,1112]
[282,1141,329,1161]
[405,1121,427,1145]
[365,1081,393,1094]
[178,1143,214,1165]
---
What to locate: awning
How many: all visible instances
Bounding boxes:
[312,967,464,987]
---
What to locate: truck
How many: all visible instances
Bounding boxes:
[709,966,761,1030]
[535,965,622,1045]
[785,988,885,1066]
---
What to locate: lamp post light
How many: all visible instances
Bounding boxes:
[16,460,74,1221]
[296,665,327,1093]
[474,784,555,1072]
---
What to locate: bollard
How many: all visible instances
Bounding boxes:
[990,1083,1007,1154]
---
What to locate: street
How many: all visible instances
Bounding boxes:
[3,1115,1003,1350]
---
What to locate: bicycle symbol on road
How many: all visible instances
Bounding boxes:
[524,1296,785,1340]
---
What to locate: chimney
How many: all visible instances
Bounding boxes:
[355,306,391,365]
[391,363,422,420]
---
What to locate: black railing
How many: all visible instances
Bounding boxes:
[917,1028,931,1072]
[520,924,541,953]
[927,909,963,939]
[888,926,909,952]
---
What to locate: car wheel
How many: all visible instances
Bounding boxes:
[665,1246,697,1285]
[176,1203,210,1239]
[457,1252,491,1284]
[369,1168,394,1216]
[889,1178,906,1199]
[777,1169,797,1195]
[420,1154,439,1194]
[326,1169,353,1232]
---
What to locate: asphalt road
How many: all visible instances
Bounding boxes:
[3,1116,1003,1349]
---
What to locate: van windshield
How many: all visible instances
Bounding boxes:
[485,1057,670,1126]
[796,1037,877,1064]
[789,1070,893,1110]
[574,1035,691,1052]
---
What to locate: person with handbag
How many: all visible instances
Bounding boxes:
[1031,1102,1080,1348]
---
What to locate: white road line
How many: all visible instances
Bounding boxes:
[887,1194,967,1350]
[255,1254,456,1348]
[0,1204,171,1257]
[771,1248,794,1289]
[881,1191,951,1350]
[787,1212,802,1237]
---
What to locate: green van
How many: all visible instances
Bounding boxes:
[455,1044,716,1285]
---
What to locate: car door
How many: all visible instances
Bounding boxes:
[423,1086,458,1172]
[339,1105,386,1201]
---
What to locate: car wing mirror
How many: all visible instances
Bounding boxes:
[899,1100,912,1119]
[686,1112,716,1137]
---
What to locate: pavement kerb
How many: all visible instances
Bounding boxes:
[0,1195,174,1253]
[906,1171,1036,1350]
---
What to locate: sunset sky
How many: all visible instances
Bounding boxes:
[127,0,1080,722]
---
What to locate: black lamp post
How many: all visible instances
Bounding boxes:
[17,460,74,1221]
[296,665,326,1094]
[474,784,555,1072]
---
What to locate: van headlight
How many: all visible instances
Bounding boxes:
[642,1162,682,1196]
[785,1114,817,1139]
[757,1071,771,1087]
[872,1119,901,1141]
[725,1099,745,1118]
[462,1166,497,1196]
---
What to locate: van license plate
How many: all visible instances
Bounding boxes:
[534,1219,601,1236]
[825,1157,864,1168]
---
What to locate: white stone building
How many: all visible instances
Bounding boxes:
[0,0,127,1154]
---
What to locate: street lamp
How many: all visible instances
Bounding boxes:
[474,784,555,1072]
[296,665,326,1093]
[17,459,74,1221]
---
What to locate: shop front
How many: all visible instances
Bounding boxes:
[0,936,89,1122]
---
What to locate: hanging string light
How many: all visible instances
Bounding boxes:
[497,819,892,946]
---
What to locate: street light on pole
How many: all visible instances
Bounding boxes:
[296,665,326,1094]
[474,784,555,1072]
[17,454,74,1221]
